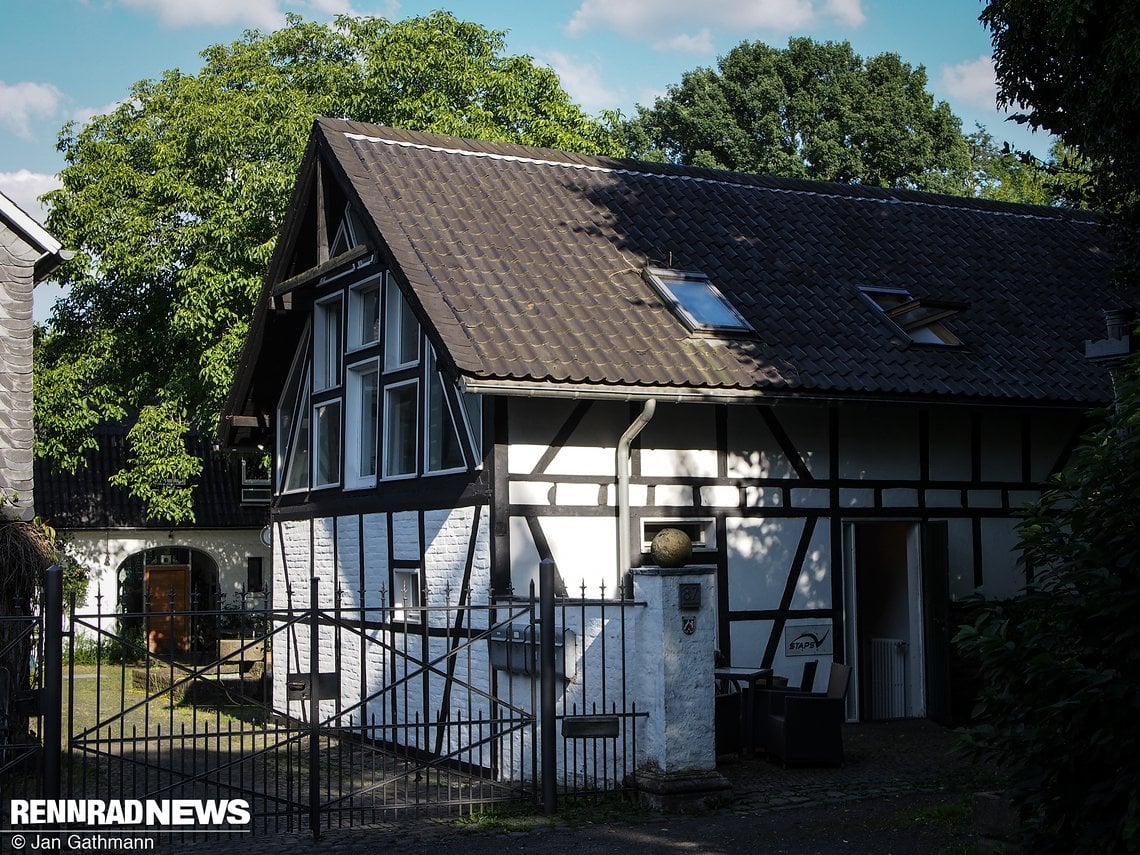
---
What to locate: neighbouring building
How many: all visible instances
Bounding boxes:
[221,120,1131,777]
[35,423,271,648]
[0,190,68,521]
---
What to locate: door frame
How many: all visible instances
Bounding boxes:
[842,520,927,721]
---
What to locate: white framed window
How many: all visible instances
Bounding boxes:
[329,204,363,257]
[314,295,343,391]
[644,267,752,335]
[393,566,421,622]
[345,360,379,489]
[313,400,342,488]
[459,390,482,466]
[282,378,311,494]
[425,347,465,473]
[347,273,382,351]
[384,278,420,370]
[276,326,311,492]
[383,380,418,479]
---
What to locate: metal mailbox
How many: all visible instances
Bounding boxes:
[488,623,575,680]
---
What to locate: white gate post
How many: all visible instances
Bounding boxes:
[631,565,730,809]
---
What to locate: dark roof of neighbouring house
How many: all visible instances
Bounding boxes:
[224,119,1130,441]
[35,423,268,530]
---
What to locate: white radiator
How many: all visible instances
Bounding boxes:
[870,637,908,719]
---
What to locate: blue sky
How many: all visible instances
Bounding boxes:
[2,0,1047,306]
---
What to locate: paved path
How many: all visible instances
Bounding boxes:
[153,720,986,855]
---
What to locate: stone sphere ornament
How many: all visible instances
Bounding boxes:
[650,528,693,568]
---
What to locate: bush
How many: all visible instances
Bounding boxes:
[955,362,1140,854]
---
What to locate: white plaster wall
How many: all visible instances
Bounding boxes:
[839,405,921,481]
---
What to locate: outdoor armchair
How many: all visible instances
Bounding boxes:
[765,662,851,766]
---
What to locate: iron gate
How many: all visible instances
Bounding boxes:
[2,565,644,843]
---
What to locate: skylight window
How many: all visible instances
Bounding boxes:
[644,267,752,335]
[860,287,967,347]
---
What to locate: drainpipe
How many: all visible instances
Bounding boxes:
[616,399,656,593]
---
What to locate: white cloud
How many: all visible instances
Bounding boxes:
[541,52,623,114]
[940,54,1001,113]
[566,0,865,47]
[657,29,715,54]
[0,81,65,140]
[120,0,287,29]
[119,0,365,29]
[0,170,61,226]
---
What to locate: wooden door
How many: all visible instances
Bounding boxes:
[145,564,190,655]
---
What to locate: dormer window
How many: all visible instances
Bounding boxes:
[860,287,967,347]
[644,267,752,336]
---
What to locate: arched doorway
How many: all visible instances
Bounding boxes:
[117,546,219,655]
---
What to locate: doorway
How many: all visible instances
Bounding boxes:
[843,522,926,721]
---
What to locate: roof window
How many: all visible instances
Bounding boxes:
[860,287,966,346]
[644,267,752,335]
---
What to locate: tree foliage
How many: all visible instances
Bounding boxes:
[631,37,970,192]
[955,364,1140,853]
[36,12,624,523]
[982,0,1140,267]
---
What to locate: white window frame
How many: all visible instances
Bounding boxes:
[313,294,343,391]
[281,373,312,495]
[345,359,380,490]
[458,389,483,469]
[382,379,419,480]
[384,278,420,371]
[393,566,422,623]
[276,326,311,492]
[312,398,343,489]
[424,347,468,475]
[347,271,383,352]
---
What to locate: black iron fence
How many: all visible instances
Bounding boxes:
[0,562,645,843]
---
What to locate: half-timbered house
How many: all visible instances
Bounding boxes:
[222,119,1129,746]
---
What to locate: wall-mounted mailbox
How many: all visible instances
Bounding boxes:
[489,623,575,680]
[286,672,340,701]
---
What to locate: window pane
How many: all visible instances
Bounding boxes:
[357,368,378,478]
[461,392,482,461]
[284,402,310,492]
[384,383,418,477]
[385,280,420,369]
[315,401,341,486]
[427,350,464,471]
[360,285,380,345]
[276,329,310,489]
[315,298,342,389]
[667,278,747,329]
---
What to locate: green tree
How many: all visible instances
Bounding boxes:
[982,0,1140,269]
[962,125,1052,205]
[956,363,1140,853]
[632,37,970,192]
[36,12,623,523]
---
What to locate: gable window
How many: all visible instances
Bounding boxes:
[393,565,421,622]
[314,296,343,390]
[383,380,418,478]
[644,267,752,335]
[278,327,311,493]
[385,279,420,370]
[860,287,966,346]
[313,400,342,487]
[425,347,465,472]
[329,204,364,257]
[345,361,379,488]
[348,274,382,350]
[460,390,482,466]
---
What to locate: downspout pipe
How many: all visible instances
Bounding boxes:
[617,398,657,593]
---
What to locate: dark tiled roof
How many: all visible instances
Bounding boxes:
[35,423,268,530]
[238,119,1128,420]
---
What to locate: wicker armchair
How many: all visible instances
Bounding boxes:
[765,662,852,766]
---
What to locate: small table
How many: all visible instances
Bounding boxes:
[714,666,773,754]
